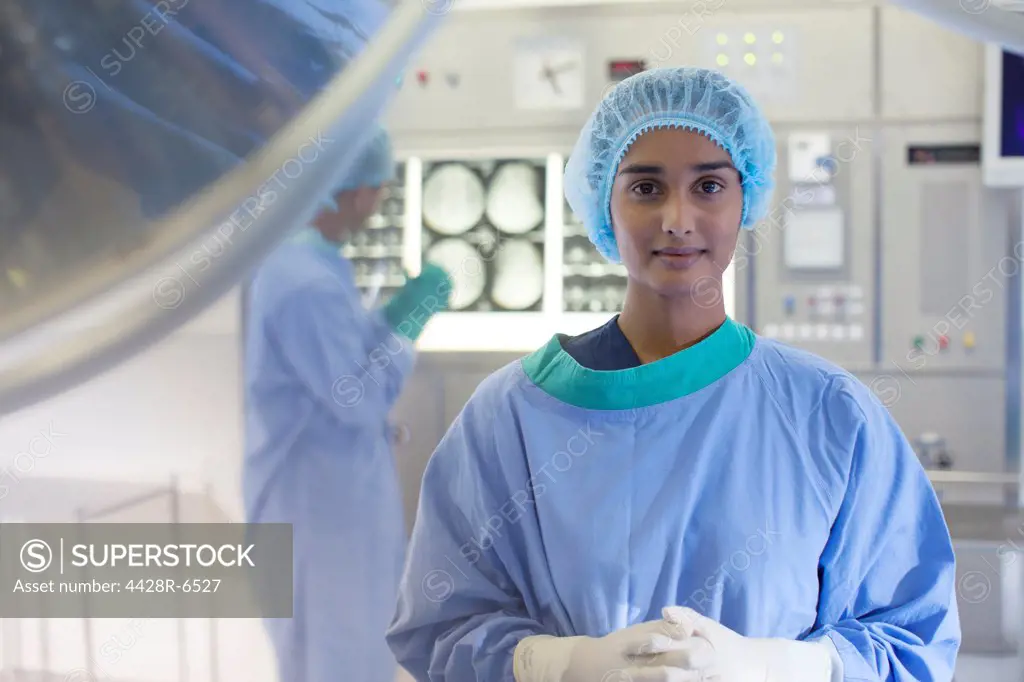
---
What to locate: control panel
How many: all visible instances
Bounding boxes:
[881,124,1012,372]
[760,285,867,346]
[750,128,876,367]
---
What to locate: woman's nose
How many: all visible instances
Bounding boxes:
[662,193,695,235]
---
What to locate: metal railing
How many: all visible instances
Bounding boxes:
[74,477,187,682]
[927,470,1022,487]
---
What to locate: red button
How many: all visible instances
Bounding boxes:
[417,71,429,85]
[938,335,949,350]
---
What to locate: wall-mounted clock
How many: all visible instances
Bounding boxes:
[513,37,586,111]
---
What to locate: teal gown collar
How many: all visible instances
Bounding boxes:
[521,317,756,410]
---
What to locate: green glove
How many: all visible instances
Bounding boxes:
[383,262,453,341]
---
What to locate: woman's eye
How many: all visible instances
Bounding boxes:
[700,180,723,194]
[631,181,660,196]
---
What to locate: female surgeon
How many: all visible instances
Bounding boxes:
[386,67,960,682]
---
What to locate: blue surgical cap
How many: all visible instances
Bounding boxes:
[319,128,396,213]
[335,127,397,192]
[565,67,777,263]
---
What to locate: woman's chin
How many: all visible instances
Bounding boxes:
[646,269,722,305]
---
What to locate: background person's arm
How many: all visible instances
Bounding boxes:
[272,285,415,425]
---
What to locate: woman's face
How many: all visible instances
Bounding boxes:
[610,128,743,299]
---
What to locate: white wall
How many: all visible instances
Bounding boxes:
[0,289,245,512]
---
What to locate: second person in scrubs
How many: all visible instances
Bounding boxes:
[246,129,451,682]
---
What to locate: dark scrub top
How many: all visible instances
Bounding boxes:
[560,314,642,371]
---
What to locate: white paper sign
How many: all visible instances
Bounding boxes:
[784,209,844,270]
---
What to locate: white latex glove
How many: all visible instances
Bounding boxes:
[658,607,835,682]
[513,608,710,682]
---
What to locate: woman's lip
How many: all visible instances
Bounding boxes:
[655,249,707,256]
[655,251,705,268]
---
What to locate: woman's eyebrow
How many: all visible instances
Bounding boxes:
[617,161,737,176]
[618,163,664,176]
[692,161,737,173]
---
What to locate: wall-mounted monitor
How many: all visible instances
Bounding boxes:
[984,44,1024,187]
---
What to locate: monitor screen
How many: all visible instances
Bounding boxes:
[1002,50,1024,158]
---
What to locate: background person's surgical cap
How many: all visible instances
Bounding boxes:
[319,127,396,213]
[564,67,777,263]
[336,127,397,192]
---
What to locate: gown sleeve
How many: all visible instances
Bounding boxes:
[803,377,961,682]
[270,283,415,427]
[386,378,549,682]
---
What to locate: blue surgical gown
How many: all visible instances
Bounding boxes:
[386,316,961,682]
[245,228,413,682]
